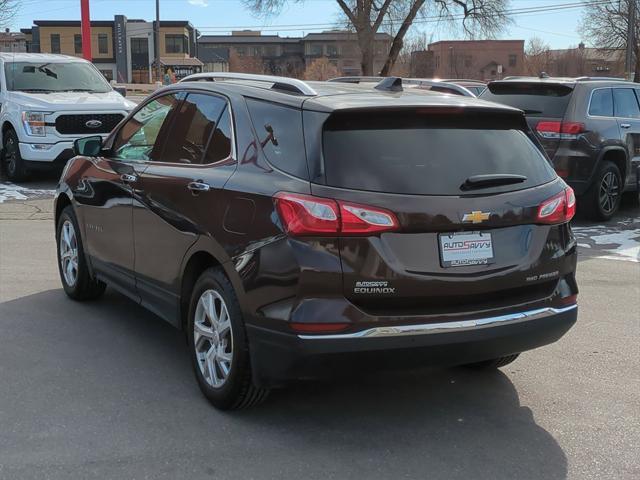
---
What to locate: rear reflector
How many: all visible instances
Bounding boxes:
[536,186,576,224]
[559,294,578,306]
[536,121,585,140]
[289,322,350,333]
[274,192,399,236]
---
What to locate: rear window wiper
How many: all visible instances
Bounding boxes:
[461,174,527,191]
[523,109,543,114]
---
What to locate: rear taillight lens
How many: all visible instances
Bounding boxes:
[536,121,585,140]
[274,192,399,236]
[536,187,576,224]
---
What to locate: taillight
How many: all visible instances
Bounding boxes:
[536,186,576,224]
[536,121,585,140]
[274,192,399,236]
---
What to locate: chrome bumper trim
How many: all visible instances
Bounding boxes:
[298,304,577,340]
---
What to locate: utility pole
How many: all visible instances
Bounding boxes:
[155,0,161,82]
[626,0,636,80]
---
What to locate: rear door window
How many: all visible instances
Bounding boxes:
[480,83,573,118]
[589,88,614,117]
[613,88,640,119]
[160,92,227,164]
[322,111,556,196]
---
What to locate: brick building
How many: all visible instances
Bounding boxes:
[411,39,526,80]
[197,30,392,77]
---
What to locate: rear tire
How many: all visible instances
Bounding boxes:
[187,267,269,410]
[56,206,106,300]
[583,160,622,221]
[464,354,520,370]
[2,128,29,182]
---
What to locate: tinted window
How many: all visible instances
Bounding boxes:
[480,83,573,118]
[613,88,640,118]
[322,111,556,196]
[113,94,180,162]
[246,99,308,179]
[205,106,233,164]
[161,93,226,164]
[589,88,613,117]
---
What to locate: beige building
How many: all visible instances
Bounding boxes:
[26,18,202,83]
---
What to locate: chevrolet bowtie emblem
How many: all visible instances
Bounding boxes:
[462,211,491,224]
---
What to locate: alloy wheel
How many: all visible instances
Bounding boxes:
[599,171,619,215]
[59,220,79,287]
[194,289,233,388]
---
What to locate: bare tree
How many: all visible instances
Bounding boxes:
[0,0,19,28]
[524,36,552,75]
[244,0,512,76]
[303,57,340,80]
[579,0,639,81]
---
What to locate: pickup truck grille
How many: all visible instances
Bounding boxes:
[55,114,124,135]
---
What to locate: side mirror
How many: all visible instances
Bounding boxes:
[114,86,127,97]
[74,136,103,157]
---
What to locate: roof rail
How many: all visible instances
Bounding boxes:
[327,76,384,83]
[179,72,318,96]
[575,76,627,82]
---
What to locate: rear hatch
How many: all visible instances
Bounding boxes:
[480,81,574,159]
[308,107,574,317]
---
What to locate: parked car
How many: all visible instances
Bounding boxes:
[328,76,476,96]
[55,73,578,409]
[0,53,136,181]
[441,78,487,96]
[480,76,640,220]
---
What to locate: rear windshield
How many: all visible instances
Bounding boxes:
[480,83,573,118]
[322,111,556,196]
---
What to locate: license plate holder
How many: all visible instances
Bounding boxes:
[439,231,494,268]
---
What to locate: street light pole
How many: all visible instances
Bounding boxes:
[626,0,636,80]
[155,0,161,82]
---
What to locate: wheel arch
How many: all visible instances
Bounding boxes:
[598,146,627,182]
[54,192,73,226]
[1,120,16,145]
[180,250,224,331]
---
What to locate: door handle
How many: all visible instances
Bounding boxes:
[187,181,211,192]
[620,123,631,129]
[120,173,137,183]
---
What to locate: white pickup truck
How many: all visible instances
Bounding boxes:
[0,53,136,181]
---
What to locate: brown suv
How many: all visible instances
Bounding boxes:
[55,73,579,409]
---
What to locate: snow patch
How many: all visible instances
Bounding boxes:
[0,182,55,204]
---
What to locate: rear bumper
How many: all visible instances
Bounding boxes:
[247,304,578,387]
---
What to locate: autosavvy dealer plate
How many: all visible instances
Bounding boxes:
[439,231,494,267]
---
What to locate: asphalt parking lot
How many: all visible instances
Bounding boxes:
[0,176,638,480]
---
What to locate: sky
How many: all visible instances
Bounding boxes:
[7,0,589,49]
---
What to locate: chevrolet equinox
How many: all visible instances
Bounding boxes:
[55,73,579,409]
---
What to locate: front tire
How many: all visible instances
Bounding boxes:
[56,206,106,300]
[2,128,29,182]
[187,268,268,410]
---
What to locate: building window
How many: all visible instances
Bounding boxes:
[250,46,262,57]
[98,33,108,54]
[264,45,277,57]
[326,44,338,56]
[74,34,82,54]
[165,34,187,54]
[50,34,60,53]
[235,46,246,57]
[435,55,440,68]
[508,54,517,67]
[99,69,114,81]
[310,43,323,55]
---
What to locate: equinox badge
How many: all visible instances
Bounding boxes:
[462,211,491,224]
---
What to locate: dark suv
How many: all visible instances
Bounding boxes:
[480,76,640,220]
[55,73,578,410]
